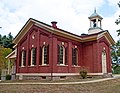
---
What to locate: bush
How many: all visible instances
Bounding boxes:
[113,66,120,74]
[6,74,11,80]
[79,67,88,79]
[0,70,1,80]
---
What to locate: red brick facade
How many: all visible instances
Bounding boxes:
[13,18,114,80]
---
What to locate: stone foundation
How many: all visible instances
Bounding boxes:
[15,73,113,81]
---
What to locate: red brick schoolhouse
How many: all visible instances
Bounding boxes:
[9,10,115,80]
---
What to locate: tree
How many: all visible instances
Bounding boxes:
[111,40,120,74]
[0,46,12,78]
[115,1,120,36]
[0,46,12,70]
[111,40,120,64]
[0,33,14,78]
[0,33,14,50]
[6,32,14,49]
[0,34,2,45]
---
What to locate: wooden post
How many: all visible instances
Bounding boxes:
[8,59,10,74]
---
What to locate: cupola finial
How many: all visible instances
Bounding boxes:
[88,9,103,34]
[94,8,96,13]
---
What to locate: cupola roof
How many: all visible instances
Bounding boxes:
[89,9,103,19]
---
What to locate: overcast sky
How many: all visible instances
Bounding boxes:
[0,0,120,41]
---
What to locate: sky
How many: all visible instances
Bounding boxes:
[0,0,120,41]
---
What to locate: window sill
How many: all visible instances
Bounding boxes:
[28,65,36,67]
[57,64,68,66]
[40,64,49,66]
[72,65,80,67]
[20,66,25,67]
[31,65,35,66]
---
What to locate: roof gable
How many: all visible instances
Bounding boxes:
[13,18,83,44]
[13,18,115,45]
[97,30,115,45]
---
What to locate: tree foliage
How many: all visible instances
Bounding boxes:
[115,1,120,36]
[0,32,14,50]
[0,46,12,70]
[0,33,14,76]
[111,40,120,74]
[111,40,120,64]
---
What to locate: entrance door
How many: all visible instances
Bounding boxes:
[102,51,107,73]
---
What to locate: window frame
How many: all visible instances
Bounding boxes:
[30,47,36,66]
[58,45,65,65]
[21,50,26,67]
[72,48,78,66]
[42,45,49,65]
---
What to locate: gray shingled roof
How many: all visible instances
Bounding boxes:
[89,9,103,19]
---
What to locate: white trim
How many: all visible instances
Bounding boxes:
[30,48,36,66]
[16,73,51,76]
[62,45,65,65]
[97,31,114,45]
[30,65,35,67]
[42,46,45,65]
[22,47,24,50]
[34,23,83,41]
[62,42,64,45]
[88,73,112,75]
[13,20,33,44]
[57,64,68,66]
[30,49,33,66]
[88,73,103,75]
[42,45,48,65]
[16,73,111,77]
[40,64,49,66]
[16,73,79,76]
[58,45,65,65]
[21,66,25,67]
[21,51,24,67]
[32,45,34,48]
[52,73,80,76]
[102,51,107,73]
[13,44,17,48]
[72,48,78,66]
[72,65,80,67]
[5,50,16,59]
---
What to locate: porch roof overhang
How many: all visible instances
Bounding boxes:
[6,50,16,59]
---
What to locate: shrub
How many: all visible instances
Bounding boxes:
[113,66,120,74]
[6,74,11,80]
[79,67,88,79]
[0,70,1,80]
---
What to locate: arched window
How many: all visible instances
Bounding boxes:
[42,45,49,65]
[21,50,26,67]
[72,48,78,66]
[31,48,36,66]
[58,45,65,65]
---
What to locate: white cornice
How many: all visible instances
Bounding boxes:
[13,19,115,45]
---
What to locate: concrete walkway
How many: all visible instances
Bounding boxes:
[0,78,114,85]
[0,75,120,85]
[113,75,120,78]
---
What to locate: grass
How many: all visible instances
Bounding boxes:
[0,78,120,93]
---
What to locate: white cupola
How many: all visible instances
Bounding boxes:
[88,9,103,34]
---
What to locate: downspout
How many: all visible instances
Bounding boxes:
[50,21,57,80]
[50,29,54,80]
